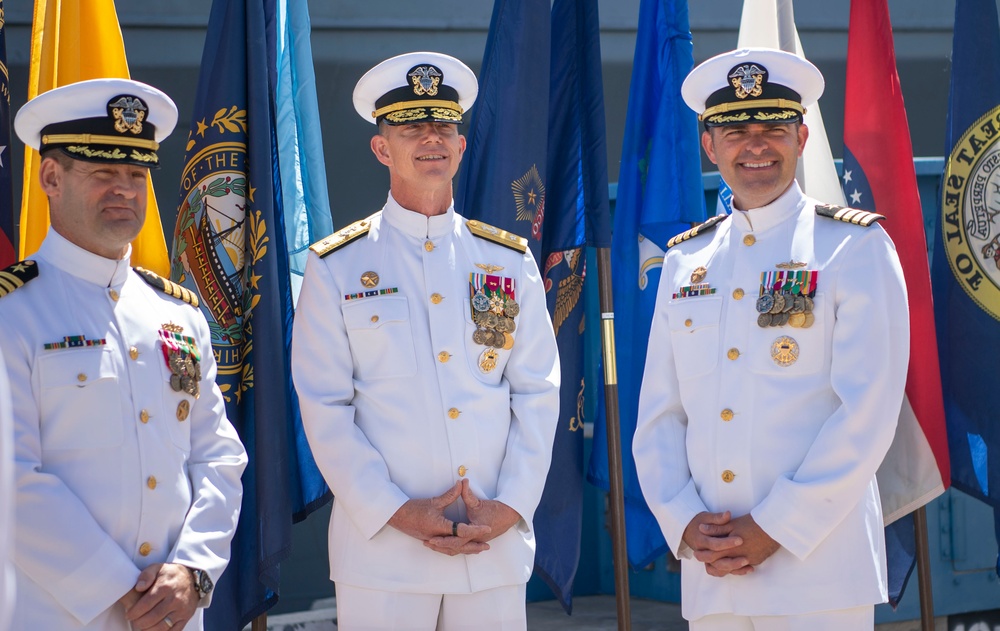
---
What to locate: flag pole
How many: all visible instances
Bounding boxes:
[914,506,935,631]
[251,615,267,630]
[597,247,632,630]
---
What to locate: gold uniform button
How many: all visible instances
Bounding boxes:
[732,288,745,300]
[722,470,736,483]
[684,319,693,327]
[720,408,734,422]
[458,465,467,477]
[370,315,379,324]
[430,293,444,304]
[109,289,120,301]
[177,400,190,422]
[140,410,151,424]
[727,348,740,361]
[448,408,461,420]
[139,542,152,556]
[743,234,756,246]
[424,240,435,252]
[147,476,157,490]
[129,346,139,360]
[77,373,87,382]
[438,351,451,363]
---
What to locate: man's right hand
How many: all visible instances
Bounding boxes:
[388,481,492,555]
[682,511,753,577]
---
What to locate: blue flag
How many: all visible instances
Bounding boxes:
[935,0,1000,573]
[456,0,611,612]
[0,0,14,268]
[169,0,330,626]
[586,0,706,570]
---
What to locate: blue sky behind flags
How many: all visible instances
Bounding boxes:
[587,0,706,570]
[456,0,611,612]
[169,0,330,626]
[935,0,1000,572]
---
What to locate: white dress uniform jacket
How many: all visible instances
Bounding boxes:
[0,230,247,630]
[293,195,560,593]
[0,353,13,631]
[634,183,909,620]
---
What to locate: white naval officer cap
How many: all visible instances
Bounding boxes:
[14,78,178,168]
[353,51,478,126]
[681,47,824,127]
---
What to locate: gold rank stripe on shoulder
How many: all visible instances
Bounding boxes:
[310,217,372,258]
[133,267,200,308]
[814,204,886,227]
[0,260,39,298]
[466,220,528,254]
[666,214,728,249]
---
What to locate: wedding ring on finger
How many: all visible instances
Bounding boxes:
[164,616,174,629]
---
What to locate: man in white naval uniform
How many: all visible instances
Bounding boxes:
[0,353,13,631]
[292,52,560,630]
[2,79,247,630]
[634,48,910,630]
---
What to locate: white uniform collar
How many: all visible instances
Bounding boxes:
[729,181,808,235]
[35,228,133,288]
[382,192,456,239]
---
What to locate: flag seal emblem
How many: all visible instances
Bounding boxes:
[728,64,766,99]
[941,104,1000,321]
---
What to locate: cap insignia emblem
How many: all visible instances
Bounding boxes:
[409,65,442,96]
[108,95,147,135]
[728,64,766,100]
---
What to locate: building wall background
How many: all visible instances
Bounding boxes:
[2,0,965,241]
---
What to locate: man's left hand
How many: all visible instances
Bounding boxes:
[123,563,200,630]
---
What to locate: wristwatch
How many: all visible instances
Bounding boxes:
[189,568,214,600]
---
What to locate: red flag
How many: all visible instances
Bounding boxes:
[843,0,949,518]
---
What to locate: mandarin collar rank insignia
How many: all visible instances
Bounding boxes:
[409,65,442,96]
[690,266,708,284]
[360,271,380,289]
[108,95,147,135]
[728,63,766,99]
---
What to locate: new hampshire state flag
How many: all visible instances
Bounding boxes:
[587,0,705,570]
[934,0,1000,574]
[169,0,330,626]
[456,0,611,611]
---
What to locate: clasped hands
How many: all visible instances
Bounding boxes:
[388,478,521,557]
[682,511,781,577]
[118,562,199,630]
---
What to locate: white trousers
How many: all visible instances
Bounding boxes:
[334,582,527,631]
[689,605,874,631]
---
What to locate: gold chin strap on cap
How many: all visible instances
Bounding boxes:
[699,98,805,121]
[372,99,463,119]
[41,133,160,150]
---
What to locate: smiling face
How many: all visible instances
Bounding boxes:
[39,153,149,259]
[370,121,466,206]
[702,122,808,210]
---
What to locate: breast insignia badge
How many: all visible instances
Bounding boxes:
[770,336,800,367]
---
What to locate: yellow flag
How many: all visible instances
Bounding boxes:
[20,0,169,275]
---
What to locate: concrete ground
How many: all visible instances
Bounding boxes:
[249,596,949,630]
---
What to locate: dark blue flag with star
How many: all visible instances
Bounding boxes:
[169,0,330,626]
[456,0,611,612]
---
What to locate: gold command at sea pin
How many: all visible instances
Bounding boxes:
[158,323,203,398]
[672,266,716,300]
[469,271,518,372]
[344,271,399,301]
[755,266,818,329]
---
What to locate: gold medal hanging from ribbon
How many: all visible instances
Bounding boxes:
[159,326,202,398]
[756,269,818,329]
[469,273,518,356]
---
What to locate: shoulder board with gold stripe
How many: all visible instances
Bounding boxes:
[465,219,528,254]
[310,216,373,258]
[815,204,885,227]
[666,215,728,249]
[133,267,200,308]
[0,260,39,299]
